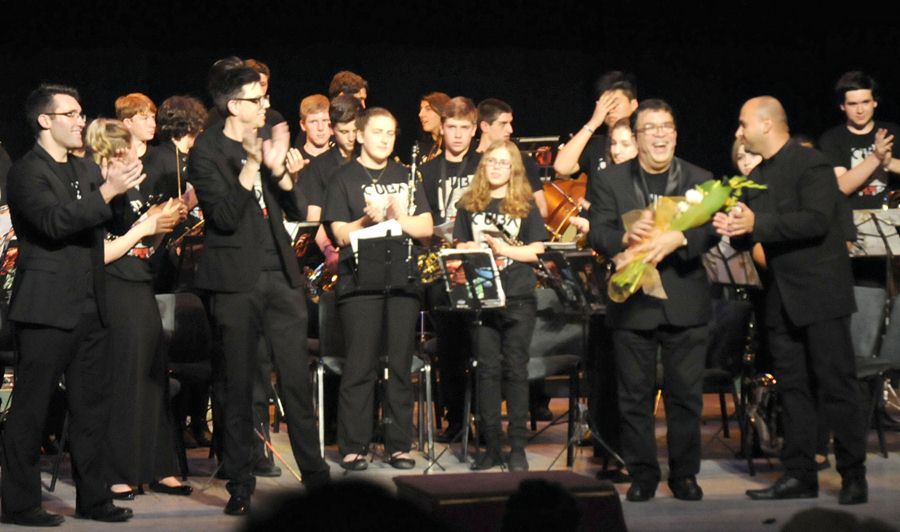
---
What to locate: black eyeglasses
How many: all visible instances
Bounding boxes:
[636,122,676,135]
[44,110,86,121]
[232,95,270,107]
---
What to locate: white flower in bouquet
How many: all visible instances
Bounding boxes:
[685,188,705,204]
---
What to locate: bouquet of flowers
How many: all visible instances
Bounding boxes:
[607,176,766,303]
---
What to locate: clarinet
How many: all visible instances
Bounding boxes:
[407,143,420,216]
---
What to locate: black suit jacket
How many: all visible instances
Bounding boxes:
[7,144,112,329]
[735,140,855,327]
[588,158,718,330]
[188,123,306,293]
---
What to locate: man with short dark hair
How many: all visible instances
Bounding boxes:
[554,71,639,179]
[1,83,143,526]
[819,71,898,287]
[715,96,868,505]
[189,59,330,516]
[476,98,547,217]
[328,70,368,108]
[820,71,898,206]
[588,99,716,503]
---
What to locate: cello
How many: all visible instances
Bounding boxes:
[542,172,588,244]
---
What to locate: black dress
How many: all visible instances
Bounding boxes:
[104,192,180,485]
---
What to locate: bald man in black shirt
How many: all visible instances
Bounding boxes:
[715,96,867,505]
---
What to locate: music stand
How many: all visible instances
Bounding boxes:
[424,248,504,473]
[537,250,625,470]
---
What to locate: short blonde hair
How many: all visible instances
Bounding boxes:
[300,94,329,121]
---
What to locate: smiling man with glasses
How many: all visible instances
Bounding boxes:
[188,58,330,516]
[587,98,718,503]
[1,83,145,526]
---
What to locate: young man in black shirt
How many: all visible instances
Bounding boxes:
[419,96,480,441]
[716,96,867,505]
[819,71,898,208]
[476,98,547,217]
[588,99,716,502]
[189,60,330,516]
[554,71,639,180]
[293,94,332,159]
[115,93,157,160]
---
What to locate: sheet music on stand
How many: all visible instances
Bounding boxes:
[703,238,762,287]
[850,209,900,257]
[537,250,607,314]
[438,248,505,309]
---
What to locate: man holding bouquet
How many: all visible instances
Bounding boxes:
[588,99,718,502]
[714,96,867,505]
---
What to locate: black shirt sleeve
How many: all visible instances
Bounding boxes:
[453,207,474,242]
[323,173,350,224]
[523,156,543,192]
[518,205,550,243]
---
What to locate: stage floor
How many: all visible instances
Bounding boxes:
[29,395,900,531]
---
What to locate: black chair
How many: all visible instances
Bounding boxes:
[851,288,900,458]
[703,296,754,439]
[525,288,584,468]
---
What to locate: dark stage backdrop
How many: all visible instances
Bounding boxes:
[1,2,897,177]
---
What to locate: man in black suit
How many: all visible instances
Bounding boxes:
[188,60,329,516]
[0,84,144,526]
[714,96,867,505]
[588,99,717,502]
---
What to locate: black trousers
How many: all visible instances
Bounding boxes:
[209,271,327,497]
[1,307,112,514]
[337,294,419,457]
[768,312,866,485]
[612,324,707,486]
[473,298,536,448]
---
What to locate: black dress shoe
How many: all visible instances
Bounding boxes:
[389,453,416,470]
[339,455,368,471]
[75,502,134,522]
[252,462,282,477]
[668,476,703,501]
[746,476,817,500]
[839,476,868,505]
[1,507,65,527]
[224,495,250,516]
[110,488,135,500]
[626,482,656,502]
[471,449,503,471]
[149,481,193,496]
[507,448,529,472]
